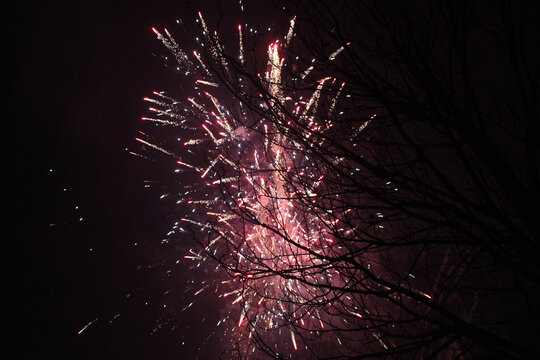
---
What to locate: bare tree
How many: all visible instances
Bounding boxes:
[138,0,539,358]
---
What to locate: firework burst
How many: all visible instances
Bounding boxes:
[135,9,393,360]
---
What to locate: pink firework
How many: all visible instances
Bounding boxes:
[137,10,407,360]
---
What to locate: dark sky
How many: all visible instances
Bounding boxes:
[6,1,540,359]
[7,1,259,359]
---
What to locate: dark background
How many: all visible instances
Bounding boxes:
[7,1,250,359]
[5,1,540,359]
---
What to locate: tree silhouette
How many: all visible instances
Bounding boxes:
[139,1,539,358]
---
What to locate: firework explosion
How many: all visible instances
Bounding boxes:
[135,9,408,359]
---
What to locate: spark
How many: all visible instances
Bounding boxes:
[77,318,98,335]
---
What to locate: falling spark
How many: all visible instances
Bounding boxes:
[77,318,98,335]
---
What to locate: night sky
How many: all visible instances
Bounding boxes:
[8,1,540,359]
[8,1,250,358]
